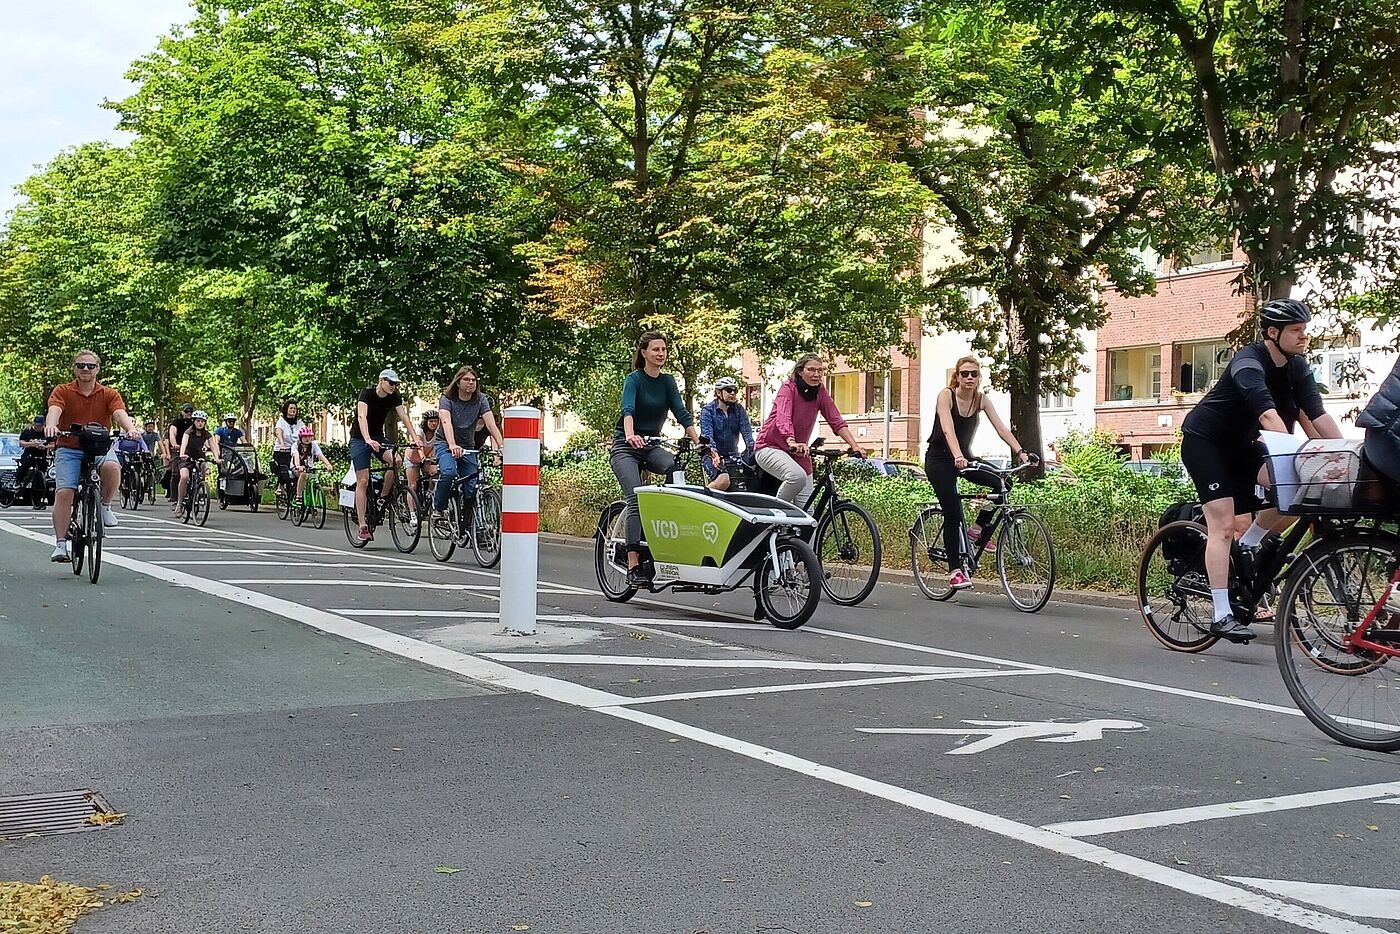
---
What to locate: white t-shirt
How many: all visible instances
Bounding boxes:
[291,441,324,467]
[274,418,304,451]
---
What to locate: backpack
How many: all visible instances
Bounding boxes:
[1157,501,1205,574]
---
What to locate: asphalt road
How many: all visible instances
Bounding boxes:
[2,499,1398,934]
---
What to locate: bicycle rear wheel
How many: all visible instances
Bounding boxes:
[388,485,421,553]
[276,481,292,520]
[1137,520,1219,652]
[815,501,881,606]
[910,507,955,601]
[1276,535,1400,750]
[471,488,502,569]
[594,502,635,602]
[69,497,86,576]
[996,510,1055,612]
[313,486,327,529]
[343,505,368,548]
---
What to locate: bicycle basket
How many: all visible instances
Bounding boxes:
[1271,438,1398,516]
[78,425,112,458]
[724,458,761,493]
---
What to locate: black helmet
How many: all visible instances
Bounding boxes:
[1259,298,1311,329]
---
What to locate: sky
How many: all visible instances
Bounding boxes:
[0,0,196,217]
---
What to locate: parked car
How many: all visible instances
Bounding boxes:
[0,432,55,507]
[973,454,1077,484]
[863,457,928,481]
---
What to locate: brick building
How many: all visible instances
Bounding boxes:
[1095,247,1251,458]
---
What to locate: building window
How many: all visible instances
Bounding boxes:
[863,370,903,415]
[1107,347,1161,402]
[1040,389,1071,410]
[827,372,860,414]
[1178,339,1231,394]
[1312,334,1363,395]
[745,382,762,414]
[553,411,567,431]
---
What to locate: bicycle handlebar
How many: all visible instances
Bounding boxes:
[961,454,1041,477]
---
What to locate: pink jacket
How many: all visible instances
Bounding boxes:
[756,380,849,474]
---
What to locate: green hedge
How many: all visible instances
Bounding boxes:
[538,434,1193,594]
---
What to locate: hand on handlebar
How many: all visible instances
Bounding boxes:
[368,438,382,453]
[627,433,646,449]
[954,454,969,470]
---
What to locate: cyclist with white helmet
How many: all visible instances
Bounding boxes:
[698,376,754,491]
[1178,298,1342,642]
[290,426,334,501]
[214,413,245,447]
[175,410,221,518]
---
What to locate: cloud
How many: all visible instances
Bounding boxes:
[0,0,195,216]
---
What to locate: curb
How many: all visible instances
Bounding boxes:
[538,531,1139,612]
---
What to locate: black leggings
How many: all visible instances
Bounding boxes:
[924,456,1005,571]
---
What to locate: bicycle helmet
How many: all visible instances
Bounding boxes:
[424,409,439,419]
[297,426,314,439]
[192,410,208,420]
[714,377,739,391]
[223,412,237,421]
[1259,298,1312,358]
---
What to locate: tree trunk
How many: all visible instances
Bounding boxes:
[153,339,170,422]
[240,352,256,438]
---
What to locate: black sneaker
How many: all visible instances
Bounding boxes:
[625,567,651,591]
[1209,614,1257,644]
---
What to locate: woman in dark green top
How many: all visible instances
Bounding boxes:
[611,331,716,589]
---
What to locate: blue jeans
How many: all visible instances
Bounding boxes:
[55,447,118,491]
[433,441,478,511]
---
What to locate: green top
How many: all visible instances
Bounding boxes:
[615,369,693,440]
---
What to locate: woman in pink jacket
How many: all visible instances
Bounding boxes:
[755,354,867,506]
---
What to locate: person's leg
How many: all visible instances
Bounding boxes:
[295,468,307,501]
[755,448,807,504]
[51,449,81,542]
[926,457,965,573]
[378,449,397,500]
[177,463,191,508]
[609,443,647,569]
[433,441,457,512]
[98,454,120,505]
[462,451,480,501]
[1181,435,1255,640]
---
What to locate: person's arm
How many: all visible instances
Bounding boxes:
[316,448,334,470]
[178,433,190,459]
[981,398,1029,463]
[699,403,715,444]
[438,397,460,454]
[835,425,866,456]
[934,390,965,464]
[1298,411,1344,440]
[620,373,644,447]
[769,383,796,447]
[44,393,64,437]
[396,405,417,449]
[1293,362,1341,439]
[209,433,221,461]
[356,400,377,450]
[738,407,755,453]
[481,409,505,451]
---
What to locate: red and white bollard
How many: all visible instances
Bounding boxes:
[500,405,541,635]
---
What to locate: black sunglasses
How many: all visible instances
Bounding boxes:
[75,362,98,370]
[959,370,980,378]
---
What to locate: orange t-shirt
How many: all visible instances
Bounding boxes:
[48,381,127,449]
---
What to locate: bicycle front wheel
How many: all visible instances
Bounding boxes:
[276,482,291,520]
[996,510,1055,613]
[1137,520,1218,652]
[471,488,502,569]
[429,497,458,562]
[313,486,327,529]
[343,506,368,548]
[757,536,823,629]
[388,486,421,553]
[86,485,102,583]
[1276,534,1400,751]
[910,507,955,601]
[815,501,881,606]
[194,485,211,527]
[291,490,307,526]
[70,495,87,576]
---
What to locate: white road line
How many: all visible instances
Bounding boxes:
[162,561,383,568]
[1225,878,1400,921]
[0,515,1386,934]
[484,653,1010,675]
[620,669,1048,706]
[226,579,507,590]
[1043,781,1400,838]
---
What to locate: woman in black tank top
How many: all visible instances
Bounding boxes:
[923,355,1031,590]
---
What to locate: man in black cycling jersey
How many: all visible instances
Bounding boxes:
[1179,298,1342,643]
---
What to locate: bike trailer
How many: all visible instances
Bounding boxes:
[217,444,265,507]
[634,485,814,574]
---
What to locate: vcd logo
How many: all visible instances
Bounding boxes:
[650,519,680,539]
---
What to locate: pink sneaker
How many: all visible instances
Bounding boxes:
[358,526,372,542]
[949,569,973,591]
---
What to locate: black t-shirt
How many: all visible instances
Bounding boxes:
[350,387,403,441]
[182,427,213,458]
[170,417,193,445]
[19,427,46,461]
[1182,342,1325,443]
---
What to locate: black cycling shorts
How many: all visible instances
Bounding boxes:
[1180,434,1266,514]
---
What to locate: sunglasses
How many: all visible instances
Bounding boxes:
[75,362,98,370]
[385,380,400,387]
[427,416,440,420]
[720,387,737,392]
[959,371,980,378]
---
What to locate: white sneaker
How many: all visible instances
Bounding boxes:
[101,504,120,528]
[51,541,70,562]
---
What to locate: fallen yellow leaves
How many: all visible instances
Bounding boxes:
[85,811,127,827]
[0,875,142,933]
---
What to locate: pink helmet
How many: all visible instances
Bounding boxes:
[297,426,314,439]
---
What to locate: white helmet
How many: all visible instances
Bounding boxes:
[223,412,237,421]
[192,410,209,420]
[714,376,739,391]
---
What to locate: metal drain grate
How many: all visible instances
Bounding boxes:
[0,790,116,839]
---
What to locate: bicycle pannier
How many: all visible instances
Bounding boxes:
[1157,501,1204,574]
[78,424,112,458]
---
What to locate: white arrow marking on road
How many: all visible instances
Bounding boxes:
[859,719,1146,755]
[1225,878,1400,920]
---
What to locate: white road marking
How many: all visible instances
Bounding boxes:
[162,561,382,568]
[621,669,1048,706]
[482,653,992,675]
[859,719,1147,755]
[0,516,1389,934]
[225,579,569,594]
[1225,878,1400,920]
[1043,781,1400,837]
